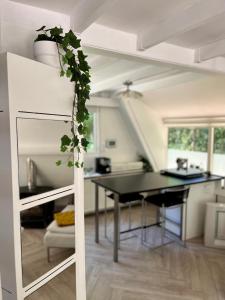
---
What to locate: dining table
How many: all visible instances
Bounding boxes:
[92,171,223,262]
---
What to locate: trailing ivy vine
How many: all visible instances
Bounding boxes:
[35,26,91,167]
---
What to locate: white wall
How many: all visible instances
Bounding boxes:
[18,118,74,188]
[131,99,167,170]
[18,105,139,188]
[119,97,167,171]
[98,106,139,163]
[0,1,70,57]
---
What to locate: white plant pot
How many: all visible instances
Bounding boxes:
[34,40,60,68]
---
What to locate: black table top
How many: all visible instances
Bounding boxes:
[92,172,224,195]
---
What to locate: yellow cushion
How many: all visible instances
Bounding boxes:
[54,210,75,227]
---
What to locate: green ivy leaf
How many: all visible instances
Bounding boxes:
[78,50,90,72]
[81,138,89,150]
[75,161,80,168]
[56,160,62,166]
[50,26,63,37]
[62,56,68,65]
[36,25,46,32]
[62,36,70,48]
[60,70,65,77]
[66,30,81,49]
[76,111,85,123]
[72,136,79,147]
[60,145,68,152]
[66,69,72,78]
[67,160,74,168]
[78,124,83,135]
[61,135,71,146]
[65,49,74,59]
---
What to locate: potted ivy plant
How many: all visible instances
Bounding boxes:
[34,26,91,168]
[34,30,60,68]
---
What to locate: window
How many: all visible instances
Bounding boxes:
[84,109,98,153]
[213,127,225,176]
[167,127,209,170]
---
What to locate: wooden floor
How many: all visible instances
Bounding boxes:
[22,206,225,300]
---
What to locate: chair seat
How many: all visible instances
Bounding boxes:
[108,192,144,204]
[145,193,184,208]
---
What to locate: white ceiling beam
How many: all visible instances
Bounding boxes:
[90,65,171,94]
[195,39,225,62]
[137,0,225,51]
[134,72,204,92]
[71,0,118,33]
[132,69,182,88]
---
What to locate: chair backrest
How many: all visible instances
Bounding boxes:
[162,186,190,202]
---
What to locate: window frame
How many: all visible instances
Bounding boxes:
[165,122,225,173]
[84,106,99,155]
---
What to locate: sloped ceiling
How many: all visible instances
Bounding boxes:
[142,75,225,118]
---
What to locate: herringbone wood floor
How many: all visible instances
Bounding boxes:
[22,206,225,300]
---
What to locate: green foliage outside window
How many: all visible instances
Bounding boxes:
[214,128,225,154]
[168,128,208,153]
[84,113,95,152]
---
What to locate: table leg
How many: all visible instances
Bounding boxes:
[113,193,119,262]
[95,184,99,243]
[156,206,160,224]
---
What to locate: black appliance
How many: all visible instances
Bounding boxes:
[95,157,111,174]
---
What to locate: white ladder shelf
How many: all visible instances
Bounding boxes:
[0,52,86,300]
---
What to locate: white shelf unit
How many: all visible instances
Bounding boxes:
[0,53,86,300]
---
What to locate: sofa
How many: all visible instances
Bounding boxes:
[43,205,75,261]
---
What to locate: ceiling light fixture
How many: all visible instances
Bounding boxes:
[116,80,143,99]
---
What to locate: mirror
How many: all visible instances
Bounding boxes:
[21,196,75,287]
[17,118,74,199]
[26,264,75,300]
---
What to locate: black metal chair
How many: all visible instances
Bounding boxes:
[141,186,190,249]
[104,191,144,244]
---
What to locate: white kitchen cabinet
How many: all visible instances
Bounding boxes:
[84,179,114,214]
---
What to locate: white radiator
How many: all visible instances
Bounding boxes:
[205,202,225,248]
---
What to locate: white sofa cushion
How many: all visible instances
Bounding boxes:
[44,231,75,248]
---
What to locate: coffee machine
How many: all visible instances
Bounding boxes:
[95,157,111,174]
